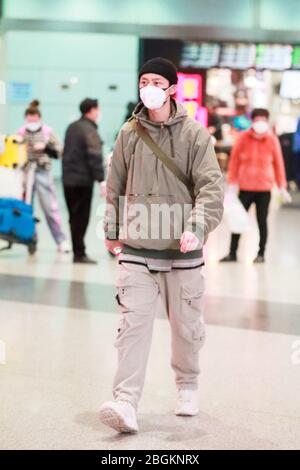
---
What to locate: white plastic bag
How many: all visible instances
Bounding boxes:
[223,191,250,234]
[0,166,24,199]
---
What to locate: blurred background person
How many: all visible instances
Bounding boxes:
[279,130,298,190]
[220,108,290,264]
[124,101,137,122]
[63,98,104,264]
[207,100,223,143]
[17,100,70,253]
[293,117,300,190]
[232,104,252,132]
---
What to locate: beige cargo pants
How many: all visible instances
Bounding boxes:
[113,262,206,409]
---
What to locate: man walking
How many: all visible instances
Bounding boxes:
[100,58,224,432]
[63,98,104,264]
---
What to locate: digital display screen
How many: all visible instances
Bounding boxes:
[180,42,220,68]
[256,44,293,70]
[176,73,207,125]
[179,40,298,71]
[292,46,300,69]
[219,43,256,69]
[176,73,202,104]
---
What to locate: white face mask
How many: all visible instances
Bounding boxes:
[252,120,269,135]
[140,85,169,110]
[26,121,42,132]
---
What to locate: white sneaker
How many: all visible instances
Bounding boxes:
[175,389,199,416]
[99,400,138,433]
[57,240,72,253]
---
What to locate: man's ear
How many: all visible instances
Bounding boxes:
[169,85,177,96]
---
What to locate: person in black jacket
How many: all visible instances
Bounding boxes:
[63,98,104,264]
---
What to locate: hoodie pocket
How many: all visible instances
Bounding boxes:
[114,313,129,348]
[119,194,188,250]
[180,283,205,352]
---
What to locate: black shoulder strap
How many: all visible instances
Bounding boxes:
[132,119,194,197]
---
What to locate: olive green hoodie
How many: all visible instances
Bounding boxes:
[104,100,224,260]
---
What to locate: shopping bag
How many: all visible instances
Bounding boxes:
[0,167,24,199]
[223,191,250,234]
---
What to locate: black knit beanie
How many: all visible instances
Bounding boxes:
[138,57,178,85]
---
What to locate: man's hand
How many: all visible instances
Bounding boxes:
[180,231,199,253]
[105,239,123,256]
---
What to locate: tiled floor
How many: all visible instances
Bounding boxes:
[0,187,299,450]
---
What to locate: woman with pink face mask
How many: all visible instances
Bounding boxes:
[17,100,70,253]
[220,108,290,264]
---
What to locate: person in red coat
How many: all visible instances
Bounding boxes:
[221,108,291,264]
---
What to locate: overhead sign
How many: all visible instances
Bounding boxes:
[292,46,300,69]
[256,44,293,70]
[8,81,33,103]
[220,43,256,69]
[181,42,220,68]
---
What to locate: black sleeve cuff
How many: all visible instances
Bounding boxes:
[45,145,59,159]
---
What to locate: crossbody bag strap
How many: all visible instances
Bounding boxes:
[133,119,194,198]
